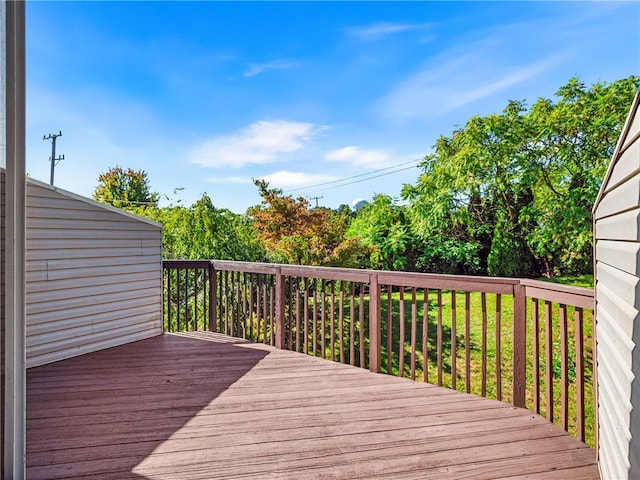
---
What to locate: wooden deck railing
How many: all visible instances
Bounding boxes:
[163,260,596,446]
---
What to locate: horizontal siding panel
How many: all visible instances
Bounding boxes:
[27,303,162,336]
[27,237,159,251]
[27,227,160,241]
[25,271,160,294]
[598,364,633,442]
[26,254,159,273]
[27,288,161,317]
[596,207,640,241]
[27,217,159,232]
[26,327,159,369]
[596,169,640,219]
[27,313,161,349]
[622,106,640,150]
[598,369,632,460]
[596,261,640,308]
[27,246,159,261]
[598,414,630,480]
[603,139,640,193]
[596,281,638,339]
[595,240,640,276]
[27,278,160,306]
[27,261,160,283]
[27,204,157,223]
[26,183,160,227]
[597,305,635,360]
[27,294,162,326]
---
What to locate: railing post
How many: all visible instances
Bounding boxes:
[209,262,217,332]
[512,282,526,408]
[275,267,286,349]
[369,273,381,373]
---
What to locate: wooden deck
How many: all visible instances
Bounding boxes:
[26,332,599,479]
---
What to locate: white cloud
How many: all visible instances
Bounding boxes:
[376,51,567,122]
[189,120,319,168]
[347,22,430,42]
[258,170,338,189]
[325,146,390,169]
[244,60,300,78]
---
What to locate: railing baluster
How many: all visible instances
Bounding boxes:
[532,297,540,413]
[270,277,275,346]
[481,292,487,397]
[386,285,392,375]
[302,278,308,353]
[349,282,355,366]
[296,277,302,352]
[312,279,318,356]
[545,300,554,422]
[321,279,326,359]
[495,293,502,401]
[211,265,216,332]
[359,284,365,368]
[339,282,344,363]
[262,275,268,344]
[176,267,181,331]
[423,288,429,384]
[411,287,417,381]
[437,289,443,387]
[560,303,569,431]
[451,290,457,390]
[398,286,405,377]
[575,307,585,442]
[330,280,336,362]
[288,277,294,349]
[465,291,471,394]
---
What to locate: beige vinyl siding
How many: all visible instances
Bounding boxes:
[594,91,640,479]
[25,177,162,368]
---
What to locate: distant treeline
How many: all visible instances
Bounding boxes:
[94,76,640,278]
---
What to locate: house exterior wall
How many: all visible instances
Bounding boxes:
[24,177,163,368]
[594,91,640,479]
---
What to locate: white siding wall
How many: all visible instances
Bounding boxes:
[25,177,162,368]
[594,91,640,479]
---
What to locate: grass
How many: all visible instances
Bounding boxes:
[538,274,594,289]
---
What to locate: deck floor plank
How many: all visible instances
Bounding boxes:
[27,332,599,479]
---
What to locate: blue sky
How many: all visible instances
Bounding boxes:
[26,1,639,213]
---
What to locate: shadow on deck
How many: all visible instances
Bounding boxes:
[27,332,599,479]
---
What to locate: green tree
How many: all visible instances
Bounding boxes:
[93,166,159,210]
[347,194,415,271]
[142,194,265,261]
[403,76,639,277]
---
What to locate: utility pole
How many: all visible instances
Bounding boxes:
[43,130,64,185]
[309,195,323,208]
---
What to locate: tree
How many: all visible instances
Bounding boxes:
[93,166,159,210]
[402,76,639,277]
[248,180,367,266]
[140,193,265,261]
[347,194,415,271]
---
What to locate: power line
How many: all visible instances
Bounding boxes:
[284,158,421,194]
[310,165,418,193]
